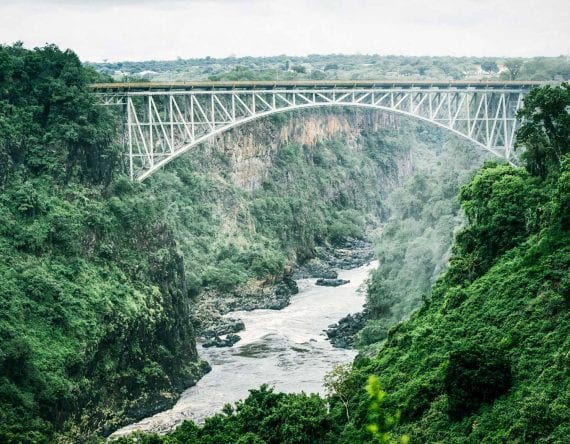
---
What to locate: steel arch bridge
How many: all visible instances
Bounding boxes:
[91,80,547,181]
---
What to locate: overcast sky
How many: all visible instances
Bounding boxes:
[1,0,569,62]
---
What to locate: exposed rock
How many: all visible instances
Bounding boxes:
[320,239,375,270]
[203,334,241,348]
[201,318,245,339]
[227,274,298,312]
[316,278,350,287]
[191,273,300,337]
[275,275,299,297]
[326,310,370,349]
[293,258,338,279]
[208,111,401,191]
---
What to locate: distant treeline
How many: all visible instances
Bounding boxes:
[87,54,570,82]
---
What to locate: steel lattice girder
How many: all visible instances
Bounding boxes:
[93,82,540,181]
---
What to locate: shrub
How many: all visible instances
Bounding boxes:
[444,345,512,419]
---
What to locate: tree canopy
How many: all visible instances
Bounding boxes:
[516,83,570,178]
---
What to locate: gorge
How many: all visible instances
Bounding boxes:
[1,44,569,444]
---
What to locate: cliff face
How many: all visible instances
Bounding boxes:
[207,110,408,191]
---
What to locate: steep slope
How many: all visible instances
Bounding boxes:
[0,44,207,442]
[344,161,570,443]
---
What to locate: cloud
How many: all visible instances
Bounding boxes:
[1,0,569,61]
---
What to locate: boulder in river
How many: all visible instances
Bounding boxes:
[316,278,350,287]
[293,258,338,279]
[202,333,241,348]
[201,318,245,339]
[326,310,369,348]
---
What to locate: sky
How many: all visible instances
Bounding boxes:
[1,0,569,62]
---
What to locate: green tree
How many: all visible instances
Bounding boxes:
[365,376,409,444]
[480,60,499,73]
[504,58,524,80]
[446,163,544,283]
[516,83,570,178]
[324,363,354,421]
[0,43,119,185]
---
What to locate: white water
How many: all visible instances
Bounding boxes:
[111,261,377,438]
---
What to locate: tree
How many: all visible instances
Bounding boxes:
[446,163,542,283]
[504,58,524,80]
[324,363,354,421]
[516,83,570,178]
[309,69,326,80]
[0,43,119,185]
[366,376,409,444]
[480,60,499,73]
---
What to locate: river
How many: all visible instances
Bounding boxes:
[111,261,377,438]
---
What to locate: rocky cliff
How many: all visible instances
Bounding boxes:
[206,110,410,191]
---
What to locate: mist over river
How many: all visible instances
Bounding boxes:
[111,261,377,438]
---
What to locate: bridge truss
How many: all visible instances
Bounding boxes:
[93,81,540,181]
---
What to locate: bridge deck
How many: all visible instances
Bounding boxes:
[90,80,549,92]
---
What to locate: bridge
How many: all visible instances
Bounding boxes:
[91,80,548,181]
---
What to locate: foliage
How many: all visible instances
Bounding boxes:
[0,45,205,442]
[324,363,355,421]
[363,138,489,337]
[143,111,407,297]
[480,60,499,73]
[5,40,570,444]
[444,345,512,420]
[366,376,409,444]
[516,83,570,178]
[1,44,428,442]
[504,58,525,80]
[120,386,334,444]
[0,42,120,185]
[143,84,570,442]
[115,379,411,444]
[343,85,570,442]
[446,163,546,283]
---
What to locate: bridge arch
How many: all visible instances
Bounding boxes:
[136,102,503,182]
[93,81,543,181]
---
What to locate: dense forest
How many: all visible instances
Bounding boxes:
[1,41,569,443]
[88,54,570,83]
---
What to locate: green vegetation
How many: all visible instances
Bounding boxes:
[362,136,488,344]
[0,43,208,442]
[139,111,409,302]
[1,44,437,442]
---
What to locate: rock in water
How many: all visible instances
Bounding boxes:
[202,334,241,348]
[315,278,350,287]
[326,311,369,348]
[293,258,338,279]
[201,318,246,339]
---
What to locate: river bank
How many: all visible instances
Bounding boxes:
[110,260,377,438]
[192,239,374,347]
